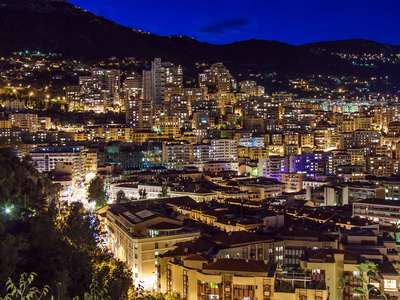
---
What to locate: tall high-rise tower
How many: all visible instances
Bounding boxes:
[83,68,121,111]
[142,58,166,128]
[125,96,152,131]
[151,58,165,108]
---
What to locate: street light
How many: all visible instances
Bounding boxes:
[4,204,14,221]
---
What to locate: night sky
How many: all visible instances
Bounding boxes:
[69,0,400,46]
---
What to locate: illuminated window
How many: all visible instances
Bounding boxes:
[384,279,396,291]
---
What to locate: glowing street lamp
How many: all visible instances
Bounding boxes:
[5,204,14,214]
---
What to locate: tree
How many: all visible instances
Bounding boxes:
[339,261,387,300]
[0,272,118,300]
[72,273,110,300]
[55,201,99,251]
[0,150,131,300]
[1,272,186,300]
[157,183,169,198]
[87,177,108,209]
[19,202,95,299]
[115,190,128,204]
[138,189,148,200]
[92,252,132,299]
[0,224,26,288]
[0,272,50,300]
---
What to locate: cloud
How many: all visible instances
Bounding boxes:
[199,18,250,34]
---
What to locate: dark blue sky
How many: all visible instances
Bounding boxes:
[70,0,400,46]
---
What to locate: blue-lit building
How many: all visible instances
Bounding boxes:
[290,151,333,179]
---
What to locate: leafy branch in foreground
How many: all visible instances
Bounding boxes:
[1,272,185,300]
[339,261,387,300]
[1,273,112,300]
[0,272,50,300]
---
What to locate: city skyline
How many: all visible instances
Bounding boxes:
[2,2,400,299]
[70,0,400,45]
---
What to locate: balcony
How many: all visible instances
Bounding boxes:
[275,273,327,293]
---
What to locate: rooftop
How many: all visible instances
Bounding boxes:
[306,249,357,263]
[356,198,400,207]
[210,231,273,246]
[202,259,271,273]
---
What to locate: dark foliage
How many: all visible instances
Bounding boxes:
[87,177,108,209]
[115,190,128,204]
[0,149,132,299]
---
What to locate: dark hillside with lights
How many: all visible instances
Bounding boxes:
[1,0,400,82]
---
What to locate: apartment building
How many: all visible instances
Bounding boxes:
[30,146,86,181]
[281,173,306,193]
[98,203,200,288]
[258,156,289,181]
[158,254,327,300]
[353,198,400,224]
[209,139,238,162]
[366,156,399,177]
[163,141,193,170]
[10,113,39,132]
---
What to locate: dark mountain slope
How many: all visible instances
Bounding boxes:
[0,0,399,79]
[302,39,399,55]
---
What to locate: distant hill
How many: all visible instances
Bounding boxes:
[302,39,399,55]
[0,0,399,78]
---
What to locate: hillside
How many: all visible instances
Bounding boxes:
[0,0,399,79]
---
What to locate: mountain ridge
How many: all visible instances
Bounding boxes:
[1,0,400,80]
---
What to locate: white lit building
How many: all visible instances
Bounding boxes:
[209,139,238,162]
[30,146,86,181]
